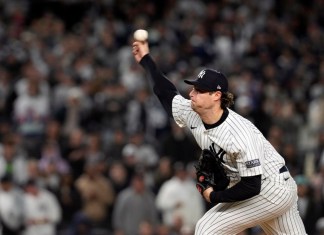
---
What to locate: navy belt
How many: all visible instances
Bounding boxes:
[279,165,288,173]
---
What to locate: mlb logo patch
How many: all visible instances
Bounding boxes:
[245,159,261,168]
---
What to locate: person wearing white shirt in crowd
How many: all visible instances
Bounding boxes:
[22,179,62,235]
[0,174,23,235]
[0,136,28,186]
[13,77,50,158]
[156,162,205,233]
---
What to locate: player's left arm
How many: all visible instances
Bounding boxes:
[202,130,262,203]
[203,175,261,203]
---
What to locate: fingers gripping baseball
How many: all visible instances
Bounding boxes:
[132,29,150,63]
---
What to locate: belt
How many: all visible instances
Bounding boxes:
[279,165,288,173]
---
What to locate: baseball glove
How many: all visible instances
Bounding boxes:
[194,148,230,194]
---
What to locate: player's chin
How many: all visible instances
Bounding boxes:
[191,102,197,111]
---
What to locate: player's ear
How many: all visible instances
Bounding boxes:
[211,91,222,101]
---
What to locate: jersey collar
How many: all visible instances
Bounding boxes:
[203,108,229,130]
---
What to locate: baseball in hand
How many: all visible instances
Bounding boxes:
[133,29,148,41]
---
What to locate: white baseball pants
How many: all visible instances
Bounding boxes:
[195,172,307,235]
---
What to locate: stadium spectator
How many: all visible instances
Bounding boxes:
[156,162,204,233]
[112,170,159,235]
[0,135,28,186]
[75,159,115,231]
[0,174,23,235]
[22,179,61,235]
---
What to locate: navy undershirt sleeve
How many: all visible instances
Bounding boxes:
[210,175,262,203]
[139,54,179,117]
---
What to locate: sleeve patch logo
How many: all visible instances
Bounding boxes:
[245,159,261,168]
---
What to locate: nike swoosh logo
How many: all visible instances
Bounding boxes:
[190,125,197,129]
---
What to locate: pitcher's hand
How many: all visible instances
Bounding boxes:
[132,41,149,63]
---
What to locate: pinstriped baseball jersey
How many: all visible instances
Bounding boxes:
[172,95,285,186]
[172,94,307,234]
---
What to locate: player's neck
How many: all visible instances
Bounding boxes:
[200,107,224,125]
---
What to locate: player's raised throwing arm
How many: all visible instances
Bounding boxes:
[132,41,178,117]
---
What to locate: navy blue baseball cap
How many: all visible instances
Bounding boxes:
[184,69,228,92]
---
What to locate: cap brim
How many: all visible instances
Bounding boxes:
[184,79,197,85]
[184,79,213,92]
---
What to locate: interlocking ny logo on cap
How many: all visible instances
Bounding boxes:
[197,70,206,79]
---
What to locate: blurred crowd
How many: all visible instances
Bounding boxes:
[0,0,323,235]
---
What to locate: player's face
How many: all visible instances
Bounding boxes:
[189,87,218,112]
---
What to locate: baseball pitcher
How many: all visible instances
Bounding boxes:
[132,38,306,234]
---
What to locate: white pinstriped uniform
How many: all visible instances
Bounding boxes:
[172,95,307,235]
